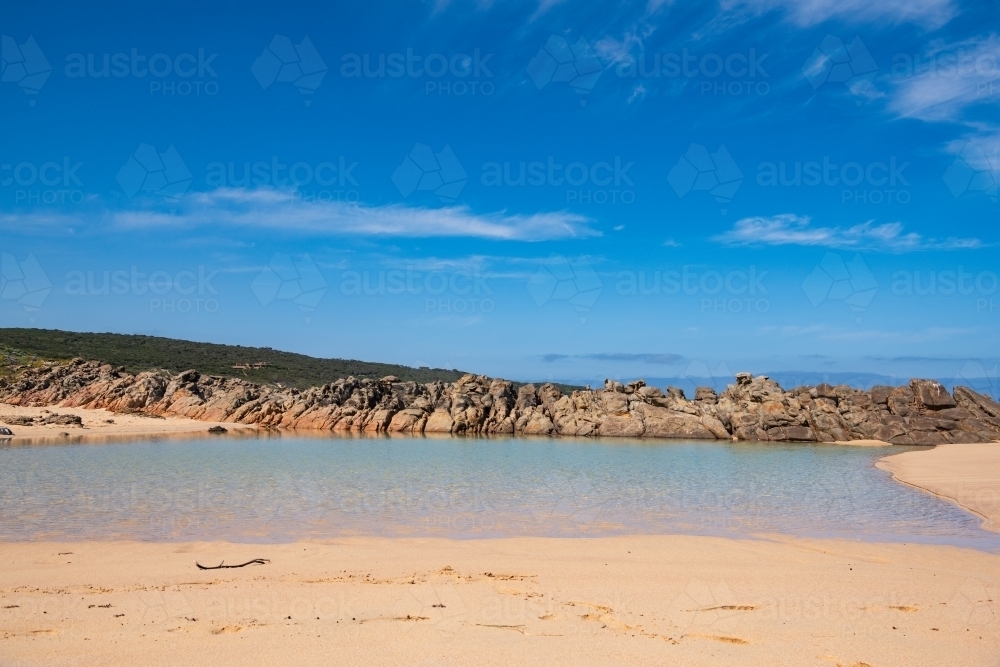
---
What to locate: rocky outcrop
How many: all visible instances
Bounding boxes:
[0,412,83,426]
[1,359,999,445]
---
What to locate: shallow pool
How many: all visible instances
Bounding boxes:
[1,433,996,549]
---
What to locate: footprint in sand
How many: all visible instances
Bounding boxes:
[30,629,59,636]
[212,625,242,634]
[685,633,749,645]
[358,615,430,624]
[696,605,757,612]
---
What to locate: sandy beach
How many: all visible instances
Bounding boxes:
[2,411,1000,665]
[878,443,1000,534]
[0,403,257,443]
[1,535,997,667]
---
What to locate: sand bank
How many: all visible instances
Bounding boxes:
[878,442,1000,534]
[0,535,997,667]
[834,439,893,447]
[0,403,256,443]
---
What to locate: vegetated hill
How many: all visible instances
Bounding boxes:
[0,328,470,388]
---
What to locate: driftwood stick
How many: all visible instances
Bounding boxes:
[195,558,270,570]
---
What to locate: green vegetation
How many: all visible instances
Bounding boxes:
[0,328,585,392]
[0,343,48,380]
[0,328,470,388]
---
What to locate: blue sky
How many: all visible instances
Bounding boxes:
[0,0,998,390]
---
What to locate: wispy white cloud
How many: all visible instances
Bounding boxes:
[1,187,598,242]
[645,0,674,13]
[529,0,568,21]
[587,4,669,94]
[0,209,99,233]
[344,252,607,280]
[882,35,999,191]
[721,0,955,28]
[352,254,497,275]
[594,30,650,67]
[713,213,982,251]
[626,83,647,103]
[888,35,1000,122]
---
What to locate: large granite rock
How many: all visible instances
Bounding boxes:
[2,359,999,444]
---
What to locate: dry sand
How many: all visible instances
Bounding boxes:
[0,403,256,443]
[0,536,997,667]
[878,442,1000,534]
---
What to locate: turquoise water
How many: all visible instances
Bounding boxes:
[1,433,997,549]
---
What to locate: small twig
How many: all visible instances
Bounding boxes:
[195,558,270,570]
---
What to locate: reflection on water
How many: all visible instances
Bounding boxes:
[0,433,997,549]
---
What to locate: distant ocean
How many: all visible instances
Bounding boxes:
[554,372,998,400]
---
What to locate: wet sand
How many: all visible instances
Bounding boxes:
[878,442,1000,534]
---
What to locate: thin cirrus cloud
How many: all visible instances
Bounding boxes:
[720,0,955,27]
[106,188,597,241]
[713,214,982,251]
[887,35,1000,123]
